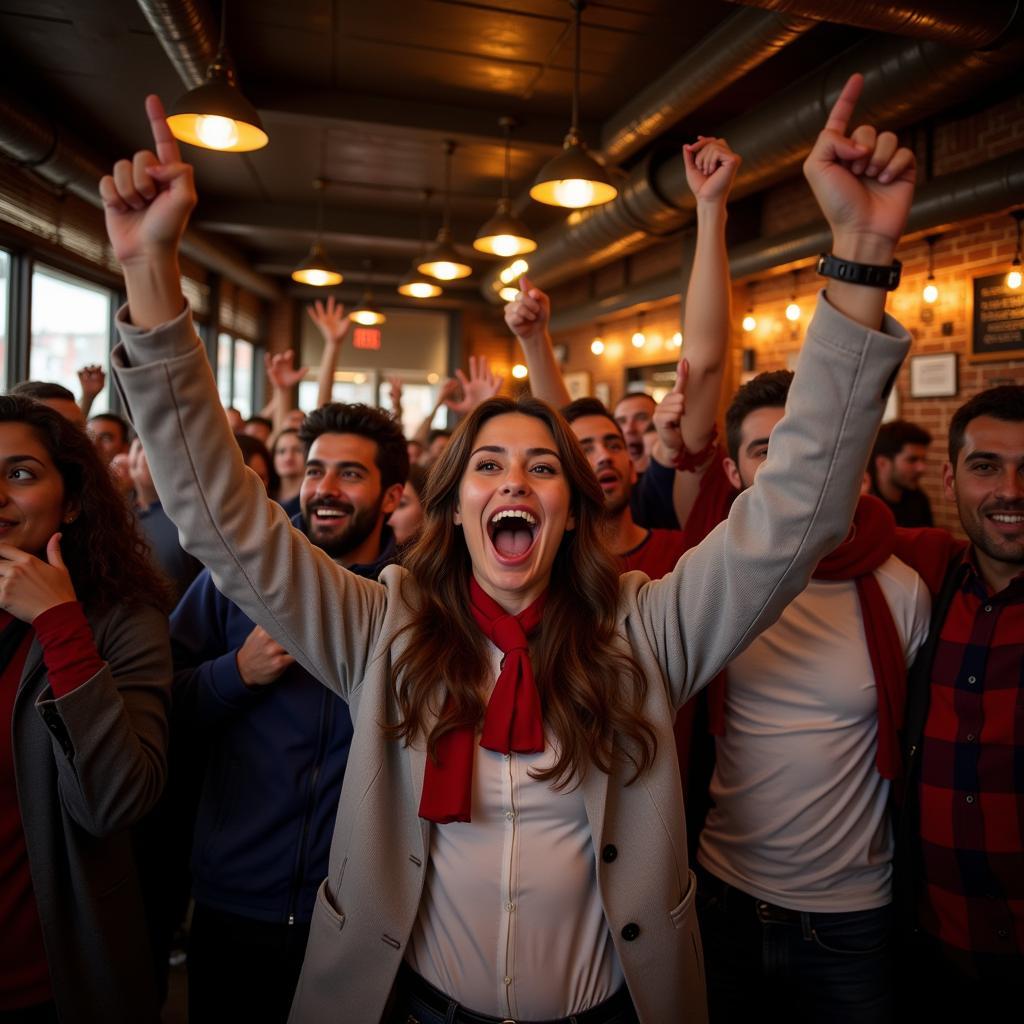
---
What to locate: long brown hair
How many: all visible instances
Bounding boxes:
[391,396,656,787]
[0,396,172,614]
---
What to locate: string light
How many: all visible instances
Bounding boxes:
[670,331,682,348]
[742,282,757,332]
[591,336,605,355]
[785,270,800,322]
[512,363,528,379]
[923,235,940,303]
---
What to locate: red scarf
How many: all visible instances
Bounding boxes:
[418,578,546,824]
[707,495,907,779]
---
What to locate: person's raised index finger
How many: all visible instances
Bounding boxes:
[672,357,688,394]
[824,73,864,136]
[144,94,182,165]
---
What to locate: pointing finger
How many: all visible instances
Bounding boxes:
[672,357,688,395]
[145,93,182,166]
[824,73,864,137]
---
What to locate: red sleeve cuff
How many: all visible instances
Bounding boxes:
[33,602,105,698]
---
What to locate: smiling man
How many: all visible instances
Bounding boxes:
[169,401,407,1024]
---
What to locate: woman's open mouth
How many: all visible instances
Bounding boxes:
[486,507,539,564]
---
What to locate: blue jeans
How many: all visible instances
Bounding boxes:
[695,866,893,1024]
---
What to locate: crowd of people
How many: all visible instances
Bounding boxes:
[0,72,1019,1024]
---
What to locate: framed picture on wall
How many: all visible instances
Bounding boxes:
[563,370,592,400]
[909,352,958,398]
[595,382,611,407]
[969,268,1024,361]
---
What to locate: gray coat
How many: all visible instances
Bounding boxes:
[113,292,909,1023]
[15,602,171,1024]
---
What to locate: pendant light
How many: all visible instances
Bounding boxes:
[166,1,268,152]
[292,178,343,287]
[922,235,940,303]
[398,190,443,298]
[785,271,801,322]
[631,312,646,349]
[1007,211,1023,290]
[351,261,387,326]
[474,117,537,257]
[530,1,616,209]
[419,141,473,281]
[742,282,757,333]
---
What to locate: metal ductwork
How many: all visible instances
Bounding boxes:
[724,1,1022,50]
[0,83,281,301]
[547,147,1024,331]
[489,24,1024,301]
[134,0,227,89]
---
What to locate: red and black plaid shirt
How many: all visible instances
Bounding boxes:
[917,549,1024,977]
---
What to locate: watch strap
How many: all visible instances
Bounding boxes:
[816,252,902,291]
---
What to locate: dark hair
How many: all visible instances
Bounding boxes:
[299,402,409,490]
[272,426,300,452]
[406,461,429,497]
[235,434,280,496]
[10,381,76,402]
[613,391,656,412]
[871,419,932,462]
[426,428,452,446]
[87,412,131,443]
[245,415,274,433]
[725,370,793,462]
[562,397,623,439]
[948,385,1024,465]
[391,395,656,788]
[0,396,171,613]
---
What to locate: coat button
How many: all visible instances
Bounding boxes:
[602,844,618,863]
[621,922,640,941]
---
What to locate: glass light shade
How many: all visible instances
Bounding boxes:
[631,331,646,348]
[785,302,801,322]
[397,269,442,298]
[351,306,386,326]
[473,200,537,256]
[530,142,617,209]
[418,228,472,281]
[591,338,604,355]
[742,315,757,333]
[167,66,268,152]
[1007,267,1022,290]
[922,281,939,304]
[291,244,342,287]
[511,363,528,379]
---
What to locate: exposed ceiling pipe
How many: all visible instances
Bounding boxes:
[547,147,1024,331]
[134,0,227,90]
[488,25,1024,301]
[723,1,1022,50]
[0,83,281,300]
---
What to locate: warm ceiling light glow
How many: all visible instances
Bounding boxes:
[671,331,682,348]
[511,259,529,277]
[351,308,386,326]
[632,331,646,348]
[291,264,342,287]
[400,279,442,299]
[419,258,471,281]
[922,281,939,304]
[427,373,440,384]
[474,119,537,256]
[591,337,605,355]
[194,114,239,149]
[499,286,519,302]
[742,315,757,333]
[785,302,801,322]
[511,363,528,379]
[1008,269,1023,289]
[499,266,518,284]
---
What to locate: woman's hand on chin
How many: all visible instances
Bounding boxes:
[0,534,77,623]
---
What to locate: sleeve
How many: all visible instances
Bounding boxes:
[631,291,911,709]
[34,602,172,838]
[631,458,680,530]
[110,304,388,701]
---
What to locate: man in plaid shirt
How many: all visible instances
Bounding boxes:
[896,384,1024,1012]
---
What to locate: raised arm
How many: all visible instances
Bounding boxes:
[102,96,388,700]
[264,348,308,432]
[77,364,106,418]
[636,73,917,706]
[503,277,572,408]
[306,297,351,409]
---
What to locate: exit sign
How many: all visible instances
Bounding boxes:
[353,326,381,350]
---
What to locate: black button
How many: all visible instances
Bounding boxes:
[621,922,640,941]
[602,844,618,863]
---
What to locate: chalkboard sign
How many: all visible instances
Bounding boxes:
[970,269,1024,361]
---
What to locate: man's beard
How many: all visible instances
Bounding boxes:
[960,498,1024,569]
[304,496,382,561]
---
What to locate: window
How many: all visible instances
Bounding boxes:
[30,265,113,410]
[233,338,254,420]
[0,250,9,391]
[217,332,233,410]
[298,371,376,412]
[377,379,445,438]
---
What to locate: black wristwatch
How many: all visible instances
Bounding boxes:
[816,252,902,290]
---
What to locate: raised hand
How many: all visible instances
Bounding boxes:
[99,95,196,268]
[444,356,504,416]
[504,274,551,347]
[803,73,915,262]
[683,136,741,205]
[388,376,404,414]
[653,358,689,458]
[77,364,106,400]
[236,625,295,688]
[264,349,309,390]
[306,297,351,346]
[0,535,77,623]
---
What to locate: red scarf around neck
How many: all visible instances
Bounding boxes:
[706,495,907,779]
[418,578,547,824]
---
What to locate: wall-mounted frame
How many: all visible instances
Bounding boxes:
[909,352,958,398]
[563,370,592,400]
[969,267,1024,361]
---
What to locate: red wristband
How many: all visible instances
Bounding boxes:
[672,426,719,472]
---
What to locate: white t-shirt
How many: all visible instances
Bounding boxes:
[698,555,930,912]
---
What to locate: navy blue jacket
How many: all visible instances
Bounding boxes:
[170,520,397,924]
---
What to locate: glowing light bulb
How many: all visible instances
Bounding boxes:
[303,269,331,287]
[553,179,596,209]
[511,259,529,277]
[489,235,521,258]
[785,302,801,322]
[742,315,757,333]
[499,266,517,284]
[1007,269,1023,290]
[499,287,519,302]
[428,262,460,281]
[922,282,939,304]
[632,331,646,348]
[671,332,682,348]
[195,115,240,150]
[406,282,439,298]
[591,338,605,355]
[512,363,528,379]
